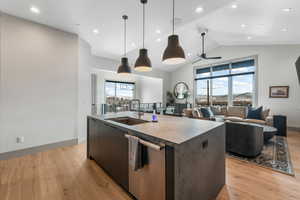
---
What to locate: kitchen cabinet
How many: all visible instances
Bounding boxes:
[88,118,129,190]
[87,114,225,200]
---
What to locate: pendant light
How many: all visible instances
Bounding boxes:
[117,15,131,74]
[134,0,152,72]
[162,0,186,65]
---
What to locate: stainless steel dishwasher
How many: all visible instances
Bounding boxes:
[126,134,166,200]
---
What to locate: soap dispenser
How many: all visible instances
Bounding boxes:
[152,110,158,122]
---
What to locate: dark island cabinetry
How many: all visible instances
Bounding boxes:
[87,117,129,190]
[87,114,225,200]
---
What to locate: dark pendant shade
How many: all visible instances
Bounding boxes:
[117,57,131,74]
[135,49,152,72]
[162,35,186,65]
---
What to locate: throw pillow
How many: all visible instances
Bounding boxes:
[227,106,247,118]
[192,109,202,118]
[200,107,214,118]
[247,106,263,120]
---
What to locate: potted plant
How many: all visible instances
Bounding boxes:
[166,91,175,107]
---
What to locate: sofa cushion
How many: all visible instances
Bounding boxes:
[227,106,247,118]
[247,106,263,120]
[210,106,222,115]
[220,106,228,115]
[261,109,270,120]
[224,116,245,123]
[244,119,266,125]
[200,107,214,118]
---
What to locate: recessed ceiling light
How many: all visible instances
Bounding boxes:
[30,6,40,14]
[281,28,288,32]
[93,29,99,34]
[282,8,292,12]
[156,29,161,34]
[241,24,247,28]
[156,38,162,42]
[231,4,238,9]
[247,36,252,40]
[195,7,204,13]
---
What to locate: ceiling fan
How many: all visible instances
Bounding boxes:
[193,31,222,64]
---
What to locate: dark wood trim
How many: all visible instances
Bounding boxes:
[105,80,135,85]
[194,71,255,81]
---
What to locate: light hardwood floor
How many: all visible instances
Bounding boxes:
[0,131,299,200]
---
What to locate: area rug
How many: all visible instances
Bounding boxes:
[227,136,294,176]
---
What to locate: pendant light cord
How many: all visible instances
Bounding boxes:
[202,34,205,54]
[143,3,145,48]
[172,0,175,35]
[124,17,127,57]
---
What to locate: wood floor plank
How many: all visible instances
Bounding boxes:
[0,131,299,200]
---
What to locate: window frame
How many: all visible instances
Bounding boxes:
[193,56,258,107]
[104,80,136,103]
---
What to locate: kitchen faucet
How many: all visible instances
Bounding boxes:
[130,99,144,119]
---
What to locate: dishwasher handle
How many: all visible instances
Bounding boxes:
[125,134,165,151]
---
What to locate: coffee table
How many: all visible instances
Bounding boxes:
[260,125,277,143]
[246,123,277,143]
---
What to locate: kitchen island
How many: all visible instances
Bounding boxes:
[87,112,225,200]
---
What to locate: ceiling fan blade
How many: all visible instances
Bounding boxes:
[192,58,202,64]
[205,56,222,60]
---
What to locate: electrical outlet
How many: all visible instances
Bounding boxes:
[16,136,25,143]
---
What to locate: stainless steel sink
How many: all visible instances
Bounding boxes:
[107,117,150,126]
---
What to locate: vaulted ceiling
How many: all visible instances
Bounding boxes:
[1,0,299,71]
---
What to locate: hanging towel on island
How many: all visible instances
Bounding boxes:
[128,135,143,171]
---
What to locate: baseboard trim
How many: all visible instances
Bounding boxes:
[288,127,300,132]
[0,139,78,160]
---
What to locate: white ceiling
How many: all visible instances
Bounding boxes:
[1,0,300,72]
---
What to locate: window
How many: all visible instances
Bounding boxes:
[232,74,253,106]
[195,79,210,106]
[212,77,229,106]
[105,80,135,112]
[194,58,256,107]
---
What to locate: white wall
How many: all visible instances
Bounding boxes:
[0,13,79,153]
[170,45,300,128]
[77,40,166,142]
[0,13,171,152]
[137,76,163,103]
[95,70,163,105]
[0,13,4,153]
[77,39,92,143]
